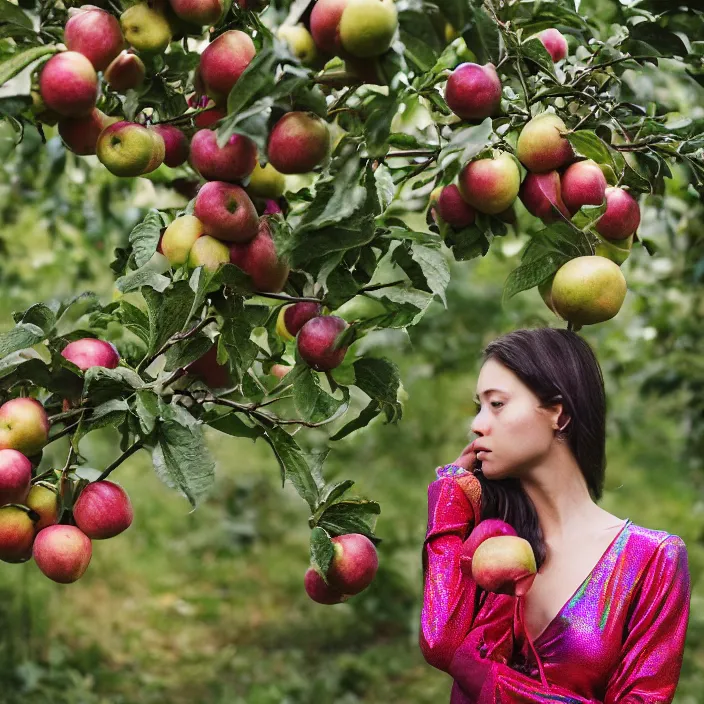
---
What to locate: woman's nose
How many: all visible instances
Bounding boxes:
[470,409,490,436]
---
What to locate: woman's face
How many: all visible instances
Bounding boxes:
[470,358,561,479]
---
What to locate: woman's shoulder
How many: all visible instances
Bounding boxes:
[624,520,689,573]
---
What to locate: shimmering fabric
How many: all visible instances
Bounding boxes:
[420,476,692,703]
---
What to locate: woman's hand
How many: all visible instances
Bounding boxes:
[451,439,482,524]
[452,439,479,472]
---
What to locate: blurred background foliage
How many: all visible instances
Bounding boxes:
[2,0,704,701]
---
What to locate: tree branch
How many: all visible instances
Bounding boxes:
[96,443,144,482]
[138,315,217,373]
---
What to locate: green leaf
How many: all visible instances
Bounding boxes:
[521,36,557,78]
[119,301,150,345]
[462,3,500,65]
[502,251,572,302]
[364,94,400,158]
[309,526,334,581]
[0,95,32,117]
[130,210,164,268]
[135,390,159,435]
[353,358,402,423]
[408,244,451,307]
[153,415,216,509]
[0,323,45,359]
[317,499,381,542]
[329,399,381,441]
[438,118,493,171]
[204,410,263,440]
[72,400,129,449]
[226,47,277,116]
[257,421,320,512]
[83,367,143,404]
[13,303,56,334]
[143,282,196,358]
[293,366,350,423]
[0,0,32,29]
[115,267,170,294]
[566,130,614,166]
[0,45,59,88]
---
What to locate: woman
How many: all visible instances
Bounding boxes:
[420,328,691,703]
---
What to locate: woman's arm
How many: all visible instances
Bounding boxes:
[602,535,691,704]
[419,460,483,672]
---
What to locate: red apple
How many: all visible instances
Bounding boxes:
[73,481,133,540]
[471,535,537,597]
[61,338,120,371]
[64,5,125,72]
[152,124,190,168]
[445,63,502,121]
[189,129,257,182]
[519,171,570,222]
[560,160,607,215]
[267,112,330,174]
[193,181,259,243]
[199,30,256,103]
[58,108,118,156]
[229,219,290,293]
[310,0,349,56]
[304,566,348,604]
[284,302,323,337]
[33,525,92,583]
[0,505,36,563]
[538,28,568,63]
[595,187,641,241]
[39,51,99,118]
[105,51,146,92]
[326,533,378,595]
[435,184,476,228]
[0,449,32,506]
[185,343,232,388]
[297,315,350,371]
[460,518,518,575]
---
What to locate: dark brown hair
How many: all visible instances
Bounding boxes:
[473,327,607,569]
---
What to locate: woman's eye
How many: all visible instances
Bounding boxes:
[474,401,503,412]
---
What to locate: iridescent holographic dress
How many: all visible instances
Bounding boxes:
[420,474,691,703]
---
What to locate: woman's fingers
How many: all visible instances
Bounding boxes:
[453,439,477,470]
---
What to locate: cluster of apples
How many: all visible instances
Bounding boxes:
[0,339,133,583]
[431,30,641,328]
[304,532,379,604]
[36,4,333,184]
[461,518,537,597]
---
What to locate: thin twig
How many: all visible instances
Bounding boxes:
[202,395,333,428]
[139,316,217,373]
[47,421,81,444]
[48,408,85,424]
[96,443,144,482]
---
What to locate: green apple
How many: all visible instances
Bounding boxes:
[97,121,165,177]
[188,235,230,272]
[120,3,172,54]
[162,215,205,265]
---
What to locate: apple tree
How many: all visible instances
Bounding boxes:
[0,0,703,595]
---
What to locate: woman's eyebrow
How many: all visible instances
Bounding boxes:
[473,388,506,400]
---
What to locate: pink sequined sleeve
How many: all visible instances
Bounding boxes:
[420,476,482,671]
[603,535,691,704]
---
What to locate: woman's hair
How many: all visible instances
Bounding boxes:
[474,327,607,570]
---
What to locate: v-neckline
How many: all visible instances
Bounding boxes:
[522,517,631,646]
